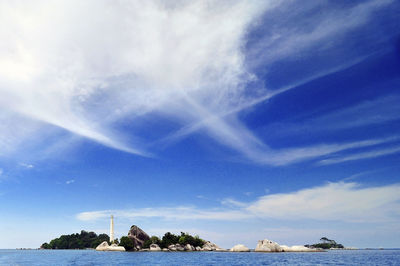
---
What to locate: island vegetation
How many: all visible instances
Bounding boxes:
[41,228,206,252]
[119,231,206,251]
[305,237,344,249]
[41,230,111,249]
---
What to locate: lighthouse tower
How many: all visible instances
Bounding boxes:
[110,215,114,244]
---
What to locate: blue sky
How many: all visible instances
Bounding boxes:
[0,0,399,249]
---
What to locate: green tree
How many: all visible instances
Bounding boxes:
[40,242,51,249]
[143,236,161,248]
[119,236,134,251]
[161,232,179,248]
[178,232,197,246]
[193,235,205,247]
[42,231,110,249]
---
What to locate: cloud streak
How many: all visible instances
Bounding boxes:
[77,182,400,223]
[319,146,400,165]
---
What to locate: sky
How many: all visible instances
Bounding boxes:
[0,0,399,249]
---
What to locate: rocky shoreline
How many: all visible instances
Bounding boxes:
[95,225,322,252]
[96,238,322,252]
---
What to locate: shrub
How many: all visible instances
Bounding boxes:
[119,236,134,251]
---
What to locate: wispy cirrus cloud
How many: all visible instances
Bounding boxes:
[0,0,397,166]
[319,145,400,165]
[77,182,400,223]
[247,0,394,69]
[0,0,269,159]
[263,95,400,138]
[238,136,399,166]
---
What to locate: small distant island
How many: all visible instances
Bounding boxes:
[305,237,344,250]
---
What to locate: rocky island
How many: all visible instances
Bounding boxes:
[41,221,345,253]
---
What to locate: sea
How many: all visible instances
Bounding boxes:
[1,249,400,266]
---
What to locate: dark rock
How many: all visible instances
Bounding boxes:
[128,225,150,249]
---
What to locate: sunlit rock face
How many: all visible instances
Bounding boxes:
[95,241,125,251]
[255,239,319,252]
[230,244,250,252]
[255,239,283,252]
[149,244,161,251]
[202,241,220,251]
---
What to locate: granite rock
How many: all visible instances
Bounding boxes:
[255,239,283,252]
[128,225,150,249]
[230,244,250,252]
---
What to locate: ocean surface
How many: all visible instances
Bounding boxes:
[1,249,400,266]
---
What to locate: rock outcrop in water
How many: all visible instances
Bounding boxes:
[255,238,318,252]
[255,239,283,252]
[149,244,161,251]
[202,241,220,251]
[230,244,250,252]
[95,241,126,251]
[128,225,150,250]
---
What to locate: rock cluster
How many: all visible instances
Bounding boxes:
[95,241,126,251]
[254,239,318,252]
[140,241,227,252]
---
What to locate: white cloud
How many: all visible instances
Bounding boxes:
[65,179,75,185]
[319,146,400,165]
[19,163,34,169]
[246,182,400,222]
[77,182,400,223]
[0,0,269,159]
[221,198,247,208]
[0,0,394,165]
[77,206,251,222]
[254,136,398,166]
[248,0,394,68]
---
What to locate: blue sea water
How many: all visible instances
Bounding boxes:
[1,249,399,266]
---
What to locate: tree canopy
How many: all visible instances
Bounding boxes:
[306,237,343,249]
[41,230,109,249]
[119,236,134,251]
[142,232,206,249]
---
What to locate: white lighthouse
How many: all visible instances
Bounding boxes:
[110,215,114,243]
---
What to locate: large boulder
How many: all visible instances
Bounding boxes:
[184,244,195,251]
[149,244,161,251]
[255,239,283,252]
[128,225,150,249]
[230,244,250,252]
[175,243,185,251]
[168,244,177,251]
[96,241,126,251]
[95,241,110,251]
[202,241,219,251]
